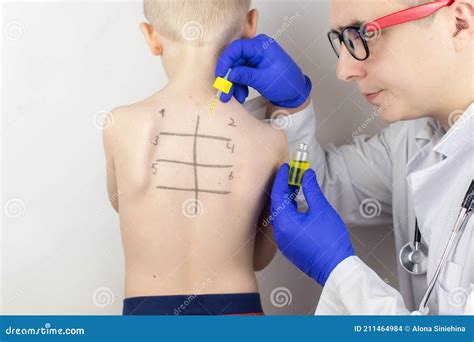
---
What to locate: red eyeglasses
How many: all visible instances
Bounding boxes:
[328,0,455,61]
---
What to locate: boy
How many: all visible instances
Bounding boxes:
[102,0,288,315]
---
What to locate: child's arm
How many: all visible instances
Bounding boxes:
[102,111,119,212]
[253,132,289,271]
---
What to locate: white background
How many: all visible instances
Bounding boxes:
[1,0,395,315]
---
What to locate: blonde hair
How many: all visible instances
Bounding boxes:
[143,0,251,46]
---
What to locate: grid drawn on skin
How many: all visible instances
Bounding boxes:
[123,111,292,312]
[154,115,234,215]
[110,108,286,313]
[121,113,262,313]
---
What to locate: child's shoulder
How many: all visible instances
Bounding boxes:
[227,101,288,162]
[241,104,287,144]
[110,94,158,121]
[103,94,160,146]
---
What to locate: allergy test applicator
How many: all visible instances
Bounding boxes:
[210,68,233,115]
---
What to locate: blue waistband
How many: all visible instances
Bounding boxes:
[123,293,263,315]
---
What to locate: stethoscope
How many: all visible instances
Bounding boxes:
[399,180,474,315]
[399,219,429,275]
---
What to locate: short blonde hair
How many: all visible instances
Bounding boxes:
[143,0,251,46]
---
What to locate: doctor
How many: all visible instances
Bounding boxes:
[216,0,473,314]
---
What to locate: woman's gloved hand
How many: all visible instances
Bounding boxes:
[270,164,355,286]
[215,34,312,108]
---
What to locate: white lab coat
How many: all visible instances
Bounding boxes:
[245,98,473,315]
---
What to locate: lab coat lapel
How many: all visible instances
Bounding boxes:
[406,122,445,244]
[408,104,474,302]
[428,106,474,284]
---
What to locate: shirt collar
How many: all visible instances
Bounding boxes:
[414,117,445,148]
[433,103,474,158]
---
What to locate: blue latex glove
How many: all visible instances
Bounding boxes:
[215,34,312,108]
[270,164,355,286]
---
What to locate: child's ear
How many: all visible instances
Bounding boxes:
[140,22,163,56]
[242,9,259,38]
[451,1,473,51]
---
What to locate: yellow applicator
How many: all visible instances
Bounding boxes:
[209,68,233,115]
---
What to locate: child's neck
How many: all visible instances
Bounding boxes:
[163,42,222,97]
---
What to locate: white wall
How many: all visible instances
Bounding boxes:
[1,0,396,315]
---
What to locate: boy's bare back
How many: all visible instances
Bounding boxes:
[104,88,288,298]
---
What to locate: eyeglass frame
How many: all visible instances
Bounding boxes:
[327,0,455,61]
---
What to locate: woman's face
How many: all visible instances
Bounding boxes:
[330,0,458,123]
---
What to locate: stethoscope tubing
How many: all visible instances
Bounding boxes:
[415,180,474,315]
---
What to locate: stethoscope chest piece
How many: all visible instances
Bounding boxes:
[399,220,428,275]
